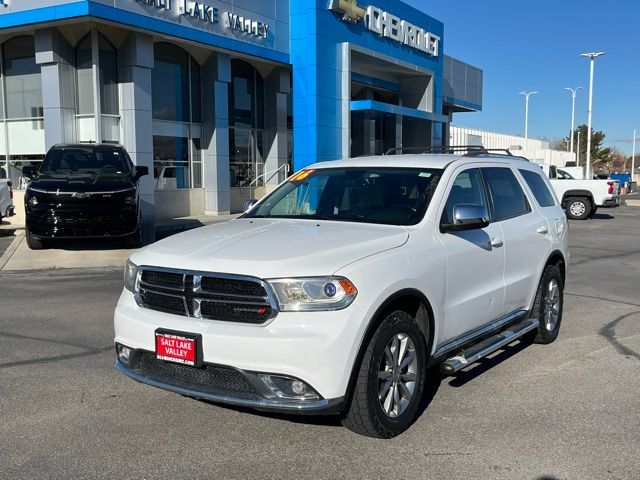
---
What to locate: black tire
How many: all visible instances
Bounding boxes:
[124,227,142,248]
[565,197,591,220]
[342,310,427,438]
[529,265,564,344]
[25,229,46,250]
[588,207,598,218]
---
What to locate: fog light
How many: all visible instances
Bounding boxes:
[257,374,319,400]
[291,380,306,395]
[116,344,132,365]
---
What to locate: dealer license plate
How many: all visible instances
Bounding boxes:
[155,330,199,367]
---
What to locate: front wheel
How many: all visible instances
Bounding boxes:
[26,228,46,250]
[529,265,564,344]
[565,197,591,220]
[342,310,427,438]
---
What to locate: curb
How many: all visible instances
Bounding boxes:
[0,231,25,271]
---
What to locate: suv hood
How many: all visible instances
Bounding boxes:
[29,174,134,193]
[131,218,409,278]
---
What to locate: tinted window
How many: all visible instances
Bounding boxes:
[482,167,530,221]
[519,170,556,207]
[442,169,487,225]
[41,147,131,175]
[246,167,442,226]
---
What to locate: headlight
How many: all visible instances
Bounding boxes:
[124,260,139,292]
[267,277,357,311]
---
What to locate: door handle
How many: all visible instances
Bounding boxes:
[490,237,504,248]
[537,226,549,235]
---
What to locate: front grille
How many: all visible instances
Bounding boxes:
[134,352,260,400]
[137,267,276,324]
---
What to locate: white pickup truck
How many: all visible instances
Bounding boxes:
[542,166,620,220]
[0,179,15,223]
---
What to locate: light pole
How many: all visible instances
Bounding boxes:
[564,87,582,154]
[580,52,605,179]
[519,91,538,151]
[576,130,581,167]
[632,129,637,181]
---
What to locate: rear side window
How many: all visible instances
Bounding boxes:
[519,169,556,207]
[482,167,531,221]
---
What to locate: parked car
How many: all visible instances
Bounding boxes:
[114,152,568,438]
[0,179,15,223]
[542,166,620,220]
[23,144,149,250]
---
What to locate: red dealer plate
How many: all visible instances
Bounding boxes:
[155,330,198,367]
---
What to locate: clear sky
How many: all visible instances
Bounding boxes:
[403,0,640,154]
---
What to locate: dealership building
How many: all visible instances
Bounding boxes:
[0,0,482,228]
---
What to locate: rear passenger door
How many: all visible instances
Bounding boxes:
[481,167,551,314]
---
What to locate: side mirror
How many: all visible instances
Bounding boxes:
[22,166,36,179]
[134,166,149,180]
[243,199,258,213]
[442,204,490,233]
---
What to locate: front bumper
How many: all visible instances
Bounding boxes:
[114,289,367,409]
[115,350,344,414]
[26,206,138,238]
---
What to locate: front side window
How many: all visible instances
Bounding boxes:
[482,167,531,221]
[246,167,442,226]
[441,169,487,225]
[519,169,556,207]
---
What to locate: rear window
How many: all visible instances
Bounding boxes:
[519,169,556,207]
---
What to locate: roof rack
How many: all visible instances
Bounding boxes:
[384,145,529,161]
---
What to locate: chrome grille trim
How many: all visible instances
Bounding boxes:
[134,266,278,324]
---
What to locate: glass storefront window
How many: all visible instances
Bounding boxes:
[153,136,190,190]
[151,43,202,190]
[3,36,43,119]
[75,36,94,115]
[99,36,119,116]
[229,60,265,188]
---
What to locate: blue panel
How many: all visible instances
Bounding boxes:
[351,100,449,123]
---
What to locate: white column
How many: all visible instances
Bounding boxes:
[119,32,155,243]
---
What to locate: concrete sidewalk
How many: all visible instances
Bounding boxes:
[0,214,238,272]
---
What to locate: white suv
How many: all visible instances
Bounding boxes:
[114,152,569,438]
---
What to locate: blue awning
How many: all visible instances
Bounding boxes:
[351,100,449,123]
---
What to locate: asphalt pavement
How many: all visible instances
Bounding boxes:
[1,207,639,479]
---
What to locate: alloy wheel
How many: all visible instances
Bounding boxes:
[569,201,586,217]
[543,279,561,331]
[377,333,418,418]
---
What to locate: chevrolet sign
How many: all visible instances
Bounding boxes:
[329,0,440,57]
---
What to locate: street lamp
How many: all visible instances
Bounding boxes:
[564,87,582,155]
[519,91,538,150]
[576,129,581,167]
[580,52,605,179]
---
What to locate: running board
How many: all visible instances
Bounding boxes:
[439,318,540,375]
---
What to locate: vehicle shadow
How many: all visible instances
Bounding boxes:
[590,213,615,220]
[46,238,131,251]
[446,339,531,388]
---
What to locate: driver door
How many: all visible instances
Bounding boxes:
[437,167,506,343]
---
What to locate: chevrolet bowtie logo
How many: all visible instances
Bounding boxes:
[329,0,366,23]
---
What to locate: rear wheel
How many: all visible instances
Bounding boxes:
[529,265,564,344]
[26,229,46,250]
[342,310,427,438]
[565,197,591,220]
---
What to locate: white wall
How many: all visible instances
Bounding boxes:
[450,126,575,167]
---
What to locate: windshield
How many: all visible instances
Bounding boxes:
[40,147,132,175]
[245,167,443,226]
[557,169,575,180]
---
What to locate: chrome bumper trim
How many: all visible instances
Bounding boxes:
[115,361,344,415]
